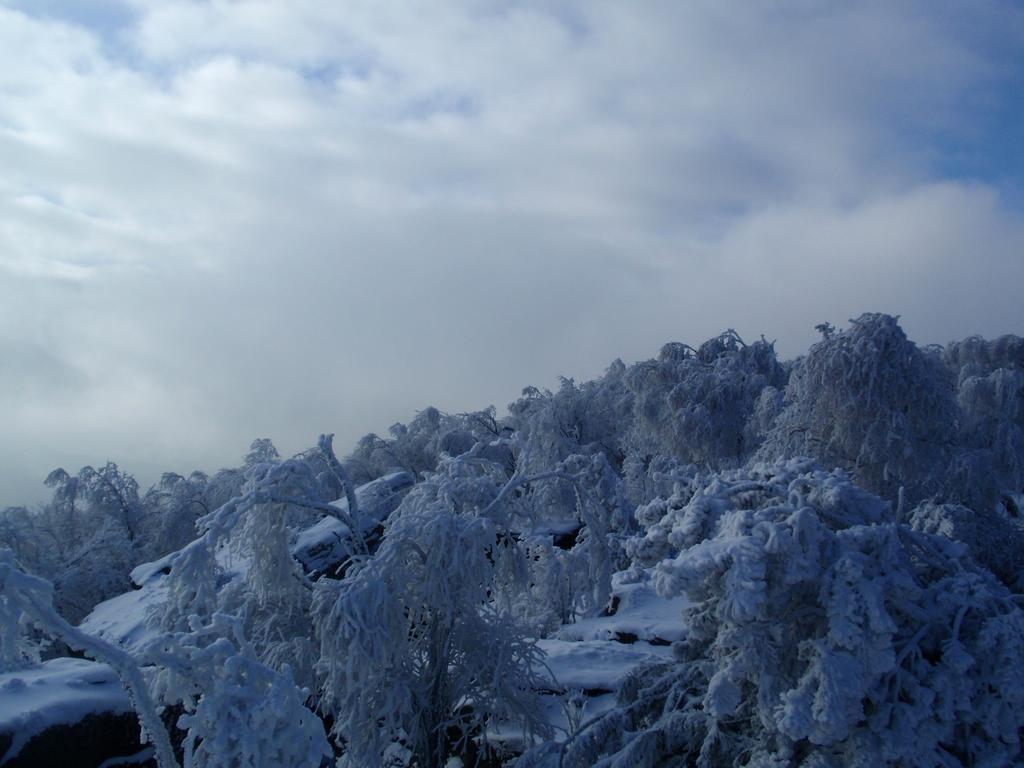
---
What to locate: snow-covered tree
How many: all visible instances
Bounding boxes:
[344,407,458,484]
[626,331,786,471]
[760,314,957,502]
[158,440,361,640]
[0,463,145,621]
[148,436,357,703]
[77,462,145,545]
[197,438,283,515]
[942,335,1024,513]
[141,471,212,557]
[313,457,554,768]
[344,405,514,487]
[507,451,633,632]
[906,500,1024,591]
[510,362,633,474]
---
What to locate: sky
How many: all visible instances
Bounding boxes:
[1,0,1023,506]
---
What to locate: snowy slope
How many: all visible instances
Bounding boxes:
[78,578,168,653]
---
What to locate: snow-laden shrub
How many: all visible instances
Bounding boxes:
[137,443,342,764]
[943,334,1024,377]
[625,458,875,568]
[344,405,516,486]
[514,536,592,634]
[146,613,330,768]
[907,500,1024,591]
[508,451,634,628]
[216,501,320,689]
[520,461,1024,768]
[0,464,141,622]
[761,314,958,501]
[142,471,213,557]
[627,331,786,470]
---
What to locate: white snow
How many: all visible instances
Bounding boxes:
[536,638,673,693]
[487,564,688,753]
[0,658,133,762]
[554,572,689,644]
[80,543,251,653]
[78,579,168,653]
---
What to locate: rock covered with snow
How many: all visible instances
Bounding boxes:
[0,658,143,767]
[291,471,414,576]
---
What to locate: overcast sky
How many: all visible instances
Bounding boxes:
[2,1,1023,506]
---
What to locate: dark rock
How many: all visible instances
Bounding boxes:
[601,595,621,617]
[552,526,583,550]
[2,711,154,768]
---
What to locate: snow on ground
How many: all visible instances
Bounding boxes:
[537,638,674,693]
[490,566,686,753]
[128,553,173,588]
[0,658,132,762]
[78,578,168,653]
[554,570,689,644]
[488,630,676,751]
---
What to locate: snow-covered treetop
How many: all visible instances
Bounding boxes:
[760,313,959,502]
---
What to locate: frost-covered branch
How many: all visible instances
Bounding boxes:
[318,433,363,523]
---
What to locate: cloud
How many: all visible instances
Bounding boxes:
[0,1,1022,505]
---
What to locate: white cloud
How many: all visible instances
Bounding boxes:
[0,1,1022,504]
